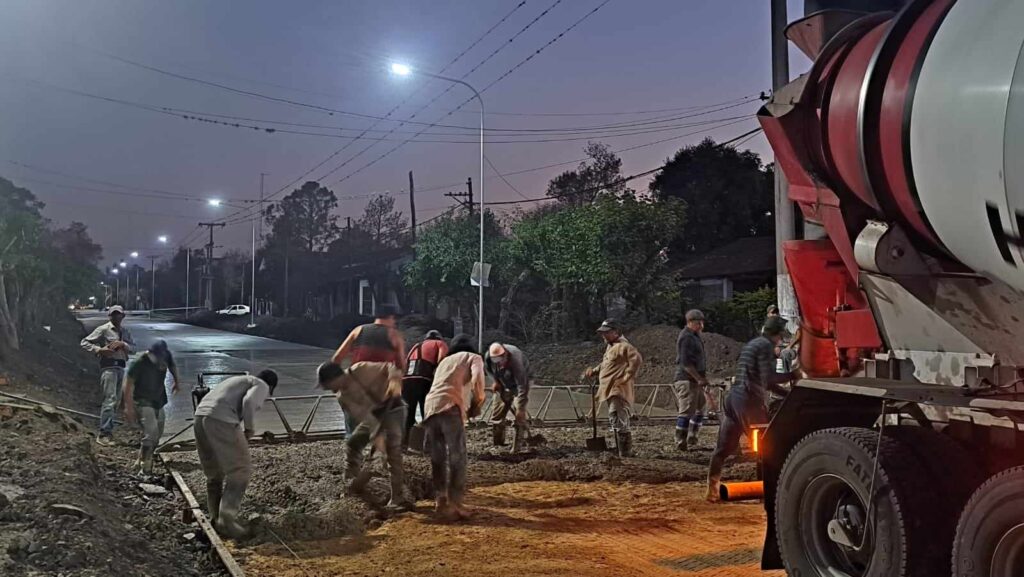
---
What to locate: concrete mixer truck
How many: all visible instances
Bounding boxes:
[756,1,1024,575]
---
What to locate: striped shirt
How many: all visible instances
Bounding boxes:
[733,336,791,402]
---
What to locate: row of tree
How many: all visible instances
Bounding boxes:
[0,178,103,353]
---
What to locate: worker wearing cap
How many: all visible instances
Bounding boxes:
[768,304,802,373]
[123,339,181,474]
[322,303,412,511]
[485,342,532,452]
[194,370,278,538]
[674,309,709,451]
[80,305,135,445]
[585,319,643,457]
[402,329,449,449]
[707,315,797,502]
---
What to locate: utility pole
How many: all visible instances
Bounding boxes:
[198,222,226,311]
[185,248,191,316]
[148,256,156,310]
[771,0,798,322]
[408,171,417,243]
[443,178,475,213]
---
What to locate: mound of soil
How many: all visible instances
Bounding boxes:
[0,404,221,577]
[525,325,742,386]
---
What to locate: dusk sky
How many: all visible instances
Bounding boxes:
[0,0,809,264]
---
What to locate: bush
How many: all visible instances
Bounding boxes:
[702,286,777,341]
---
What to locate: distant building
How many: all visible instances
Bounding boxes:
[310,247,412,320]
[675,236,776,305]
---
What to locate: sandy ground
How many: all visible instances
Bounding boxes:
[237,481,781,577]
[163,424,769,577]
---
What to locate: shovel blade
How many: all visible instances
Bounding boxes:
[586,437,608,451]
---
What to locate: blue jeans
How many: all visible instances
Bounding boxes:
[99,367,125,436]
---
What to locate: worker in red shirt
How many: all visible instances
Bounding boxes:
[402,330,449,449]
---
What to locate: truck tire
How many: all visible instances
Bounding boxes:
[952,466,1024,577]
[776,427,945,577]
[887,425,985,546]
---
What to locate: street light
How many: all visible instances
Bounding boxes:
[130,251,139,258]
[208,199,222,207]
[391,61,486,351]
[157,235,168,244]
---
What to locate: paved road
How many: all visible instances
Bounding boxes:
[78,311,342,443]
[77,312,675,444]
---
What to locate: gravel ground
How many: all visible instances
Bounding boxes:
[163,423,756,547]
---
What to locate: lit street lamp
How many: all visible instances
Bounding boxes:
[208,199,222,207]
[130,251,139,258]
[391,61,486,351]
[157,235,168,244]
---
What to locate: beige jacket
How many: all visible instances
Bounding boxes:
[592,337,643,405]
[334,361,403,424]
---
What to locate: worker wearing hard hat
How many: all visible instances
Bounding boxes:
[674,309,709,451]
[585,319,644,458]
[707,315,797,502]
[484,341,532,453]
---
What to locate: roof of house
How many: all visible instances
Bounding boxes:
[675,236,776,280]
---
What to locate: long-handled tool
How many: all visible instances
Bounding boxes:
[585,378,608,451]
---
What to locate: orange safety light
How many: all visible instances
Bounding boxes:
[752,428,760,453]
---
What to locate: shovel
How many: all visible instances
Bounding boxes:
[585,379,608,452]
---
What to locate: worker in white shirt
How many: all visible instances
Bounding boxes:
[193,370,278,539]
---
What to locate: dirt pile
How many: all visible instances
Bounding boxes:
[0,404,221,577]
[163,423,755,547]
[525,325,742,386]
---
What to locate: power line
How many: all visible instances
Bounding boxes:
[486,155,530,200]
[327,0,616,187]
[480,126,765,206]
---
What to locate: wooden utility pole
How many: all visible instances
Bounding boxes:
[443,178,475,213]
[198,222,226,310]
[408,171,417,243]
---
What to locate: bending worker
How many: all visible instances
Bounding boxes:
[321,304,411,511]
[673,309,709,451]
[585,319,643,457]
[402,330,448,448]
[193,369,278,538]
[485,341,531,453]
[123,339,180,474]
[422,334,486,521]
[707,315,796,502]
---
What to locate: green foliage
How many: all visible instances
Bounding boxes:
[650,138,774,258]
[404,210,510,302]
[511,195,685,307]
[702,286,777,341]
[357,194,407,248]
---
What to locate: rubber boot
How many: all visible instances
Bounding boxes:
[674,428,687,451]
[706,475,722,503]
[616,432,633,458]
[686,420,701,450]
[206,480,224,527]
[492,424,507,447]
[511,425,525,454]
[140,446,155,475]
[216,480,249,539]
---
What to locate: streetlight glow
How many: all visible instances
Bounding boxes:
[158,235,168,244]
[390,62,412,77]
[111,268,119,275]
[208,199,222,207]
[130,251,139,258]
[119,261,127,268]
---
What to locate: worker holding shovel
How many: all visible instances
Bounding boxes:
[584,319,643,457]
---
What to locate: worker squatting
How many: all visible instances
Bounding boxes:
[81,303,799,536]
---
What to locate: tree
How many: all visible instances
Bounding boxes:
[357,194,407,247]
[264,181,341,252]
[510,195,685,337]
[546,142,633,206]
[649,138,774,258]
[404,210,510,330]
[0,178,101,353]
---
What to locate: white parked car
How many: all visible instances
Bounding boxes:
[217,304,250,316]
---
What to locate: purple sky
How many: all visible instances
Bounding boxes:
[0,0,809,264]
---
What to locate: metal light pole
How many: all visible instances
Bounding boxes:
[391,63,485,350]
